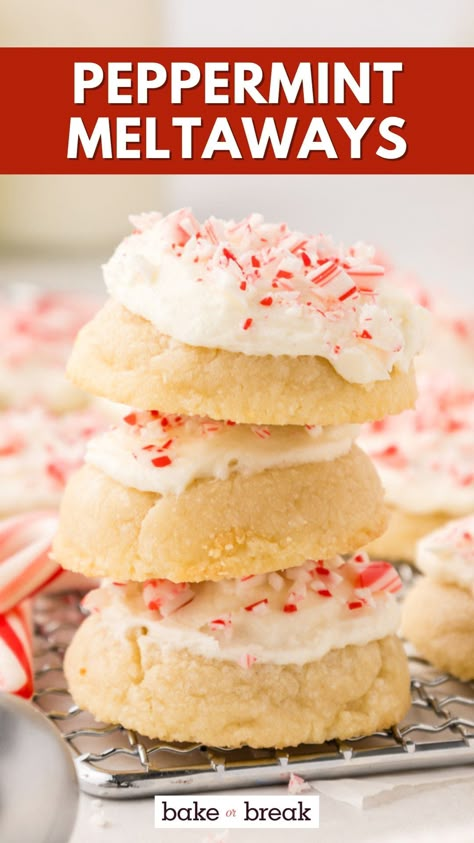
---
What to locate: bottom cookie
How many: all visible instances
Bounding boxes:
[402,578,474,681]
[65,558,410,748]
[66,621,408,748]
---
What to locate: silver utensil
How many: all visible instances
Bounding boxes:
[0,693,78,843]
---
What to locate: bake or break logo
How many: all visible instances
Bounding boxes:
[68,59,405,162]
[154,795,320,829]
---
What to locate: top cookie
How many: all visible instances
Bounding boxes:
[68,209,426,425]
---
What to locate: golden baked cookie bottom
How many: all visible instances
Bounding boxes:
[67,300,417,426]
[65,615,410,748]
[402,578,474,681]
[53,445,387,582]
[366,507,449,563]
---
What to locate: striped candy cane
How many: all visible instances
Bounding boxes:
[0,511,60,614]
[0,602,33,698]
[0,511,60,699]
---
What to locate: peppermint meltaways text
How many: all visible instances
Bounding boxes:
[67,59,406,162]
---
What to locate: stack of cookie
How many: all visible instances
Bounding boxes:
[53,210,426,748]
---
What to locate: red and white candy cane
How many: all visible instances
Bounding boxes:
[0,511,60,614]
[0,602,33,698]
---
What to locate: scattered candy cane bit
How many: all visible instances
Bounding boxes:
[244,599,269,615]
[347,599,366,611]
[151,455,172,468]
[352,552,370,565]
[308,261,359,303]
[288,773,312,794]
[252,426,271,440]
[238,653,257,669]
[268,572,284,591]
[143,579,195,617]
[357,561,402,594]
[208,614,232,632]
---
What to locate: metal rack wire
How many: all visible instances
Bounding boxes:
[33,591,474,799]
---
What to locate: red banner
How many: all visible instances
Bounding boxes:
[0,47,472,174]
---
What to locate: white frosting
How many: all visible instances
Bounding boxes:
[0,407,107,514]
[84,553,402,666]
[359,375,474,516]
[416,515,474,592]
[103,209,426,384]
[85,410,359,496]
[389,272,474,386]
[0,284,99,409]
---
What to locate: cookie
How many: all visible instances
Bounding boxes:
[65,555,410,747]
[361,376,474,561]
[53,441,387,582]
[66,209,425,425]
[402,516,474,680]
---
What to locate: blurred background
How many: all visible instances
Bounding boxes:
[0,0,473,299]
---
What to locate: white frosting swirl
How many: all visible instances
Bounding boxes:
[84,553,402,666]
[103,209,426,384]
[85,410,359,496]
[0,407,107,514]
[359,375,474,516]
[416,515,474,592]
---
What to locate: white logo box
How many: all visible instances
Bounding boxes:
[154,794,320,829]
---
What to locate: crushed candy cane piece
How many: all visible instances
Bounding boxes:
[238,653,257,669]
[244,599,269,615]
[357,561,402,594]
[288,773,312,794]
[143,579,195,617]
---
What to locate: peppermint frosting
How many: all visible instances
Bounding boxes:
[416,515,474,592]
[359,375,474,515]
[103,209,426,384]
[0,285,99,409]
[84,552,402,666]
[85,409,359,496]
[0,407,107,514]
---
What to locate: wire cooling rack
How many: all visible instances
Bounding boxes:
[33,588,474,800]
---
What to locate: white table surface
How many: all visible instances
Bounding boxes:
[70,770,474,843]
